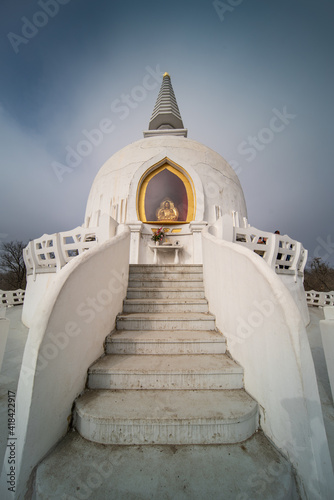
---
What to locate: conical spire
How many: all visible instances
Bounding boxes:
[144,73,187,138]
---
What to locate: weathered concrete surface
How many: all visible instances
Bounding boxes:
[35,430,298,500]
[75,389,258,445]
[1,305,334,498]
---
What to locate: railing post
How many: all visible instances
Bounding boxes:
[128,223,142,264]
[55,233,66,272]
[29,240,39,281]
[264,234,276,268]
[233,211,240,227]
[221,214,234,242]
[292,241,301,282]
[98,214,119,242]
[190,222,207,264]
[298,248,308,275]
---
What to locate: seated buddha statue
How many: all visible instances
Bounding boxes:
[156,199,179,221]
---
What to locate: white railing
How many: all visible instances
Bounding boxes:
[306,290,334,307]
[23,215,118,278]
[0,289,25,306]
[213,212,308,279]
[234,227,307,276]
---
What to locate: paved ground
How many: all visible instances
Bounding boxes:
[0,305,333,499]
[0,306,28,468]
[35,431,298,500]
[306,307,334,465]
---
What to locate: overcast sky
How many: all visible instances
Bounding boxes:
[0,0,333,266]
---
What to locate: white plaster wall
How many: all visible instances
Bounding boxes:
[202,228,334,500]
[85,136,247,226]
[278,274,310,327]
[0,228,130,500]
[22,273,56,328]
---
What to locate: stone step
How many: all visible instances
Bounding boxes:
[35,431,299,500]
[127,287,205,299]
[105,330,226,355]
[75,389,258,445]
[123,298,209,313]
[116,312,216,331]
[129,271,203,281]
[129,264,203,274]
[88,354,243,390]
[128,279,204,288]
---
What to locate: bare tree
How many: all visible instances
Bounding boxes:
[304,257,334,291]
[0,241,27,290]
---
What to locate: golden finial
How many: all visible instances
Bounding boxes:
[163,72,170,77]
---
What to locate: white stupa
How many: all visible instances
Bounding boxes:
[84,72,247,265]
[2,74,333,500]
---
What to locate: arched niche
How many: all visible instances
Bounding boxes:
[137,162,195,223]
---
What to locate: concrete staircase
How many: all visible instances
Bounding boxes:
[35,265,299,499]
[74,265,259,445]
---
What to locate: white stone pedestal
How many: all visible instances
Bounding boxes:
[149,245,183,264]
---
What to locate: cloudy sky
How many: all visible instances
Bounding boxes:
[0,0,333,265]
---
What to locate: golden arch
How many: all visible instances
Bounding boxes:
[137,160,196,223]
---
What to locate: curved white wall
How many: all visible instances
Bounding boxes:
[279,274,310,326]
[22,273,56,328]
[202,229,334,500]
[0,228,130,499]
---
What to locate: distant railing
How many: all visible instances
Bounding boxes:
[23,215,118,278]
[306,290,334,307]
[0,289,25,306]
[212,212,308,279]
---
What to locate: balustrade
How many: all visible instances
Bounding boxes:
[0,289,25,306]
[217,212,308,279]
[23,215,117,278]
[306,290,334,307]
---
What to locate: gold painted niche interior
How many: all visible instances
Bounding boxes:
[137,162,195,224]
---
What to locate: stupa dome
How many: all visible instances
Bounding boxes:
[84,135,247,227]
[84,74,246,228]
